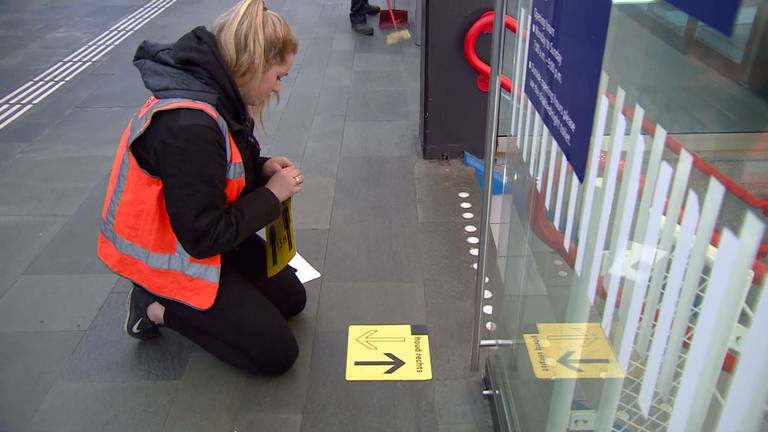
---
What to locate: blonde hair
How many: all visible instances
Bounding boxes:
[213,0,298,129]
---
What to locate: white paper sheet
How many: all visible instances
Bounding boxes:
[288,252,321,284]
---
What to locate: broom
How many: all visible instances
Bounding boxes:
[385,0,411,46]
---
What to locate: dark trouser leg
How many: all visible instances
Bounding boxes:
[350,0,368,25]
[156,237,306,375]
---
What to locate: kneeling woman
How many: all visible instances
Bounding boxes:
[98,0,305,375]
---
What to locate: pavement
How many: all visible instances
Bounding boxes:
[0,0,495,431]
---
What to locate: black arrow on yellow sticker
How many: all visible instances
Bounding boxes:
[557,350,609,372]
[355,329,406,350]
[354,353,405,374]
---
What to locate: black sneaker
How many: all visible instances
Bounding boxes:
[125,284,159,340]
[352,23,374,36]
[364,4,380,15]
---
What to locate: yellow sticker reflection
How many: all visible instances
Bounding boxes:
[524,323,624,379]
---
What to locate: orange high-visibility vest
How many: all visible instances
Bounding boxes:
[97,96,246,310]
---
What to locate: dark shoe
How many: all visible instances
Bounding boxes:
[125,284,159,340]
[352,23,374,36]
[364,4,380,15]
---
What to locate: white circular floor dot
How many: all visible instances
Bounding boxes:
[484,289,493,299]
[464,225,477,233]
[458,192,470,198]
[467,236,479,244]
[460,202,472,209]
[553,259,564,266]
[485,321,497,331]
[470,248,479,256]
[482,305,493,315]
[471,263,478,270]
[462,212,474,219]
[558,270,568,278]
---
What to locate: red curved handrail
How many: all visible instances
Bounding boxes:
[464,11,768,222]
[463,12,518,95]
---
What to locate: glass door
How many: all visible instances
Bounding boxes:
[479,1,768,430]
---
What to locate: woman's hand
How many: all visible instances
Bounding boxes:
[262,156,295,177]
[265,166,303,202]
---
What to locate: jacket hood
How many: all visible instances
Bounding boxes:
[133,26,253,134]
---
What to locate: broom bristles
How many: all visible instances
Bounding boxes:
[386,29,412,46]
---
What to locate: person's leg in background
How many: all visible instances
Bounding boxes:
[350,0,380,36]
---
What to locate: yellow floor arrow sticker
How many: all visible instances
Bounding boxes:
[346,324,432,381]
[523,322,624,379]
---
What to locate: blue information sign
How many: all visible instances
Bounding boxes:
[666,0,741,36]
[524,0,611,182]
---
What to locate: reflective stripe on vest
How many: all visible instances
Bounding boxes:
[99,150,219,284]
[100,97,244,294]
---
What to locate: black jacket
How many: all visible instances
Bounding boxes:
[131,26,280,259]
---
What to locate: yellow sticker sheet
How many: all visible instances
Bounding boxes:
[523,322,624,379]
[266,198,296,278]
[346,324,432,381]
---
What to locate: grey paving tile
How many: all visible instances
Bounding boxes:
[0,140,27,171]
[331,30,357,51]
[353,53,406,72]
[435,379,493,427]
[27,381,178,432]
[351,68,408,91]
[419,223,478,286]
[415,159,481,222]
[112,276,133,293]
[302,137,342,178]
[291,66,325,98]
[161,354,246,432]
[439,424,494,432]
[308,114,345,145]
[76,73,149,108]
[26,176,112,274]
[423,280,478,381]
[87,41,137,75]
[0,155,111,215]
[0,67,42,97]
[0,274,116,332]
[341,120,418,157]
[395,381,439,432]
[332,156,417,216]
[62,293,199,382]
[0,47,72,69]
[322,58,353,87]
[302,331,399,432]
[295,228,329,274]
[316,84,349,116]
[235,413,302,432]
[21,107,134,157]
[279,94,318,132]
[324,213,421,282]
[348,89,412,121]
[0,331,82,432]
[293,176,335,229]
[317,282,426,332]
[0,216,66,298]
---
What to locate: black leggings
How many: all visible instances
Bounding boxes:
[154,235,306,375]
